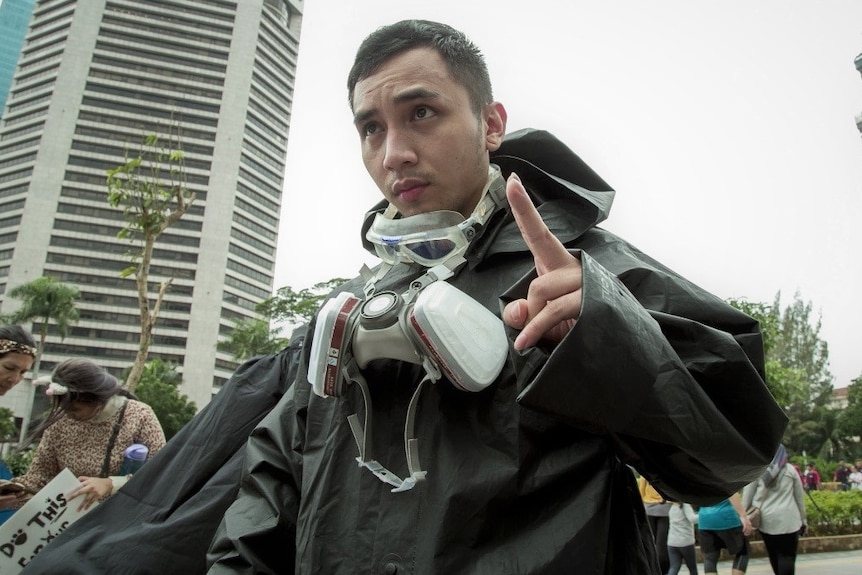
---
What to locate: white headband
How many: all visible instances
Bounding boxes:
[33,375,69,397]
[46,382,69,396]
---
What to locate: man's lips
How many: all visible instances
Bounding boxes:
[392,180,428,203]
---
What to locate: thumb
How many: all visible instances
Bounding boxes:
[502,299,528,330]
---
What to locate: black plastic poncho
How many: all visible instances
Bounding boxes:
[205,129,787,574]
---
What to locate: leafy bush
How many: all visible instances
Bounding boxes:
[3,449,35,477]
[804,489,862,536]
[0,408,16,441]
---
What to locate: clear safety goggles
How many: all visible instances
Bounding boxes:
[366,210,478,267]
[365,171,502,268]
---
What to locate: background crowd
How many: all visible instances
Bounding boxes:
[639,444,862,575]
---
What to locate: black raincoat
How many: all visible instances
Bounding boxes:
[206,129,787,574]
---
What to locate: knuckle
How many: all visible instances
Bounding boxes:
[526,279,551,302]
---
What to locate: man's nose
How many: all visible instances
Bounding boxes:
[382,129,418,171]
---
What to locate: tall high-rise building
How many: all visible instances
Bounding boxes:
[0,0,303,415]
[0,0,37,121]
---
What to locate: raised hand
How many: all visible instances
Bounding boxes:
[501,172,583,350]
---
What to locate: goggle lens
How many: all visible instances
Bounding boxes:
[373,230,465,266]
[403,238,459,262]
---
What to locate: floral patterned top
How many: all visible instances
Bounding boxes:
[15,395,166,492]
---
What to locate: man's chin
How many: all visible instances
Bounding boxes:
[392,201,432,217]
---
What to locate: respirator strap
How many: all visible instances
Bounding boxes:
[402,255,466,305]
[360,262,393,298]
[399,374,432,491]
[343,358,428,492]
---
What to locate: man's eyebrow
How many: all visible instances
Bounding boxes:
[353,86,441,126]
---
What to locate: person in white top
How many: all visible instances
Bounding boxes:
[849,463,862,491]
[742,445,806,575]
[667,501,699,575]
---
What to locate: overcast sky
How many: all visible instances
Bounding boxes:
[274,0,862,389]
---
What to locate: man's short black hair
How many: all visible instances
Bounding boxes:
[347,19,493,115]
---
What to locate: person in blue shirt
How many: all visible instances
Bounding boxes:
[0,459,15,525]
[697,493,752,575]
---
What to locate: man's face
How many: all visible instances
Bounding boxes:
[352,47,506,217]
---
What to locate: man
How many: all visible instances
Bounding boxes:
[207,20,786,574]
[804,462,821,491]
[834,458,851,491]
[637,475,671,573]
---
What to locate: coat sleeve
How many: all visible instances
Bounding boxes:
[507,239,787,505]
[206,364,309,574]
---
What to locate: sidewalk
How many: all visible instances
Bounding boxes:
[716,548,862,574]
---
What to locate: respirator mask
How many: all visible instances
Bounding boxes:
[309,275,508,397]
[308,167,509,492]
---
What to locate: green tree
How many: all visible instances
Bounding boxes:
[6,276,81,441]
[130,359,196,440]
[107,123,195,392]
[772,292,833,405]
[6,276,81,357]
[220,278,345,362]
[257,278,347,325]
[837,376,862,457]
[0,408,16,441]
[219,318,288,362]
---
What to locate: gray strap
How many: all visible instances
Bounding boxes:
[362,262,393,297]
[401,255,466,304]
[342,358,430,493]
[399,375,431,489]
[100,399,128,478]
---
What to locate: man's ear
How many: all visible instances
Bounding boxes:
[484,102,507,152]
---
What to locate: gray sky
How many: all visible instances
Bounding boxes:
[275,0,862,388]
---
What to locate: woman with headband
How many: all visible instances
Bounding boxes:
[0,325,37,396]
[1,358,165,511]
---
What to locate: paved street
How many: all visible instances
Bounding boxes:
[716,549,862,574]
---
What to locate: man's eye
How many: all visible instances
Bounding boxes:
[363,122,381,137]
[414,106,435,120]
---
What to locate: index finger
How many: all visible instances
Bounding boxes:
[506,173,573,273]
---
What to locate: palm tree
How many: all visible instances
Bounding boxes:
[7,276,81,441]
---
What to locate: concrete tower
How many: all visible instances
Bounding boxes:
[0,0,303,415]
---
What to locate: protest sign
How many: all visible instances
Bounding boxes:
[0,469,92,573]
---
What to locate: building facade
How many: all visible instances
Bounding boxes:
[0,0,37,121]
[0,0,303,414]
